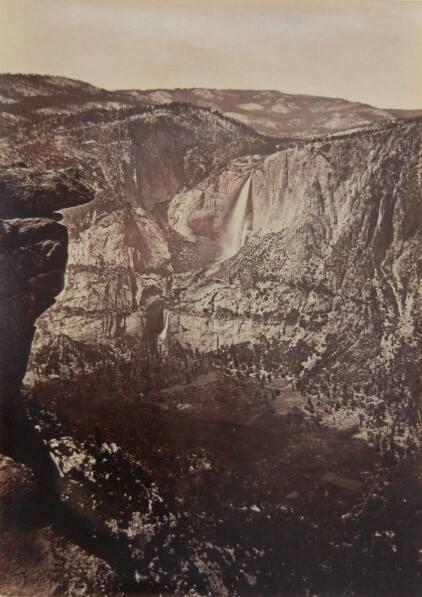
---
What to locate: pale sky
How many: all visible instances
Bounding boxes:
[0,0,421,109]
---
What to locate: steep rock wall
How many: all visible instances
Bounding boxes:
[0,166,93,449]
[168,120,421,393]
[21,111,421,404]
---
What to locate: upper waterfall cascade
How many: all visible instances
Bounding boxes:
[223,175,252,258]
[158,309,170,347]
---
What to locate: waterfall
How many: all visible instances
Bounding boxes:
[158,309,170,350]
[223,175,252,258]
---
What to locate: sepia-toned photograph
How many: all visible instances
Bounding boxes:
[0,1,421,595]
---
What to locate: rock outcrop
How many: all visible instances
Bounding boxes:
[0,165,93,451]
[0,165,119,596]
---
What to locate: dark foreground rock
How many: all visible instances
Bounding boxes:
[0,166,119,596]
[0,165,93,451]
[0,455,118,596]
[0,164,94,218]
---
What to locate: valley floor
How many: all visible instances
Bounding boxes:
[23,355,422,596]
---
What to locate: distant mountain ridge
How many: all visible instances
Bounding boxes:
[1,73,421,138]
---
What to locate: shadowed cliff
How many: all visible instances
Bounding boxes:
[0,165,94,454]
[0,166,121,596]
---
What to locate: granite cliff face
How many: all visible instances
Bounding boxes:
[168,120,421,394]
[25,118,421,406]
[1,73,420,412]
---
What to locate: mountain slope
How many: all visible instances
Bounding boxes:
[1,74,418,138]
[119,87,399,137]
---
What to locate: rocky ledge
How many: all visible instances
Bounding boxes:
[0,164,93,449]
[0,165,118,595]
